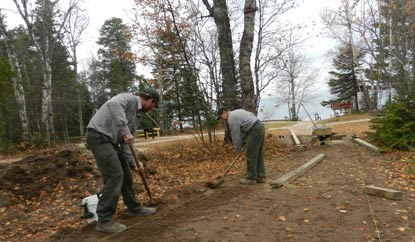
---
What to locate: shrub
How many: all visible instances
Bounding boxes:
[369,98,415,150]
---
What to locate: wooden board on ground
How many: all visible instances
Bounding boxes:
[270,154,326,188]
[289,129,302,147]
[364,185,403,200]
[352,138,380,153]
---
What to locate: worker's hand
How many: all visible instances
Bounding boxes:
[137,161,145,172]
[123,133,134,144]
[137,165,145,173]
[131,161,144,172]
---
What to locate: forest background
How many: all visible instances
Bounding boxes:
[0,0,414,151]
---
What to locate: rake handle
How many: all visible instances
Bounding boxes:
[222,145,247,177]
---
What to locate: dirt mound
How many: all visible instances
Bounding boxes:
[0,147,97,202]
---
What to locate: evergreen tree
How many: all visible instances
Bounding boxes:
[51,40,78,143]
[96,17,136,97]
[0,57,14,147]
[325,43,362,110]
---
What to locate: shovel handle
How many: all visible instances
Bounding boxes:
[128,143,154,202]
[222,145,247,177]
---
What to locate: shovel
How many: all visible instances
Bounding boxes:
[206,145,247,189]
[128,143,160,206]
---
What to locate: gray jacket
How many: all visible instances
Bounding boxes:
[227,109,258,153]
[87,93,141,165]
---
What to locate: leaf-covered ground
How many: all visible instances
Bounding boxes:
[0,121,414,242]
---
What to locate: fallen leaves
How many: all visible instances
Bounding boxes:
[396,227,406,232]
[285,227,294,239]
[335,204,347,213]
[0,123,414,242]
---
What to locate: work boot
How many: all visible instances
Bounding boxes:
[128,206,157,217]
[257,177,267,183]
[239,178,257,185]
[95,220,127,234]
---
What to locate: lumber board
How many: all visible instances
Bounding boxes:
[352,138,380,153]
[312,127,332,136]
[364,185,403,200]
[270,154,326,188]
[289,129,302,146]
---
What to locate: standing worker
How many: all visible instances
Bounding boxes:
[86,88,159,233]
[217,108,266,185]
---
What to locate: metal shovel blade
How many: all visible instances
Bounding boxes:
[206,178,224,189]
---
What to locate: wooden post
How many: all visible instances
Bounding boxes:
[270,154,326,188]
[352,137,380,153]
[364,185,403,200]
[289,129,302,147]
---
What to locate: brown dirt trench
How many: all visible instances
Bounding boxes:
[55,139,415,242]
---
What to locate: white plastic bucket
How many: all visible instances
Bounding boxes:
[81,194,99,223]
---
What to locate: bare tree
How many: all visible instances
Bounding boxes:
[321,0,382,111]
[275,30,318,121]
[254,0,296,112]
[239,0,257,111]
[202,0,238,109]
[62,1,89,137]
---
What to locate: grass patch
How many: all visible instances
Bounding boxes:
[263,121,297,129]
[318,112,373,124]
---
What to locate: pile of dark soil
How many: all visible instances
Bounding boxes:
[0,147,98,204]
[0,146,101,242]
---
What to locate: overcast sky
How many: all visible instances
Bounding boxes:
[2,0,339,65]
[2,0,341,119]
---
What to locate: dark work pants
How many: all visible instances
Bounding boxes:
[86,130,141,222]
[245,122,266,179]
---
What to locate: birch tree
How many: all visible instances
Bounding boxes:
[239,0,257,111]
[12,0,76,145]
[0,14,30,142]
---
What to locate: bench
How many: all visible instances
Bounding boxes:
[136,128,161,139]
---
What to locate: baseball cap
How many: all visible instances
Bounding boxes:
[141,88,160,108]
[216,107,228,120]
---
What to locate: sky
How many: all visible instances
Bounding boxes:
[74,0,137,68]
[2,0,342,120]
[258,0,342,120]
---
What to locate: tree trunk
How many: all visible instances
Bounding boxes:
[0,20,30,142]
[73,50,84,137]
[14,0,56,145]
[41,56,54,145]
[289,77,297,121]
[202,0,238,109]
[62,114,69,144]
[239,0,257,112]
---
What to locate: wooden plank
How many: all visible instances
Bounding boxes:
[312,127,332,136]
[153,127,161,137]
[136,129,146,138]
[270,154,326,188]
[331,134,346,140]
[352,138,380,153]
[289,129,302,146]
[364,185,403,200]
